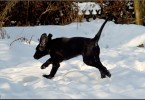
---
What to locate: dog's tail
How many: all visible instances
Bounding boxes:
[92,17,109,43]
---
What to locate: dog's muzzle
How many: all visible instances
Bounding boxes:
[33,53,41,60]
[33,55,39,59]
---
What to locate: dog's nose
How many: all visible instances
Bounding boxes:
[33,55,39,60]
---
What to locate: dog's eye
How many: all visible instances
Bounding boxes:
[39,46,45,51]
[36,44,45,51]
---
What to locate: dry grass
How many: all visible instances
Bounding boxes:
[0,0,18,39]
[10,35,33,46]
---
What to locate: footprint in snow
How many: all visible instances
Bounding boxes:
[22,76,39,86]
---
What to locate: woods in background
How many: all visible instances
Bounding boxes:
[0,0,145,26]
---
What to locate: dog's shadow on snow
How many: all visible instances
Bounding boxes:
[53,70,111,85]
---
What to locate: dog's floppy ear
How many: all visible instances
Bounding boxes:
[48,33,52,40]
[40,33,48,47]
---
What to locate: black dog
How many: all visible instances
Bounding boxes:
[33,18,111,79]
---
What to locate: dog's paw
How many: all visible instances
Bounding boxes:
[41,63,48,69]
[106,70,111,78]
[41,65,46,69]
[101,70,111,79]
[101,74,106,78]
[43,74,54,79]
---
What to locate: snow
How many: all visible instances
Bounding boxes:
[0,18,145,99]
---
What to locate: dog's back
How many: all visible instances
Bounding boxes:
[49,37,91,60]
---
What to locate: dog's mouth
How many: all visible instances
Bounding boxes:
[33,54,42,60]
[33,56,40,60]
[33,51,48,60]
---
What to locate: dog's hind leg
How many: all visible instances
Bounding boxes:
[95,59,111,78]
[83,55,111,78]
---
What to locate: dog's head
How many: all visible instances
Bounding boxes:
[33,33,52,59]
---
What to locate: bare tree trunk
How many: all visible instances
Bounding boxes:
[134,0,143,25]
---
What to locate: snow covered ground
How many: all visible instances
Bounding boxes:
[0,19,145,99]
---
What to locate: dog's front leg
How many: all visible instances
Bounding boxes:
[43,63,60,79]
[41,58,52,69]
